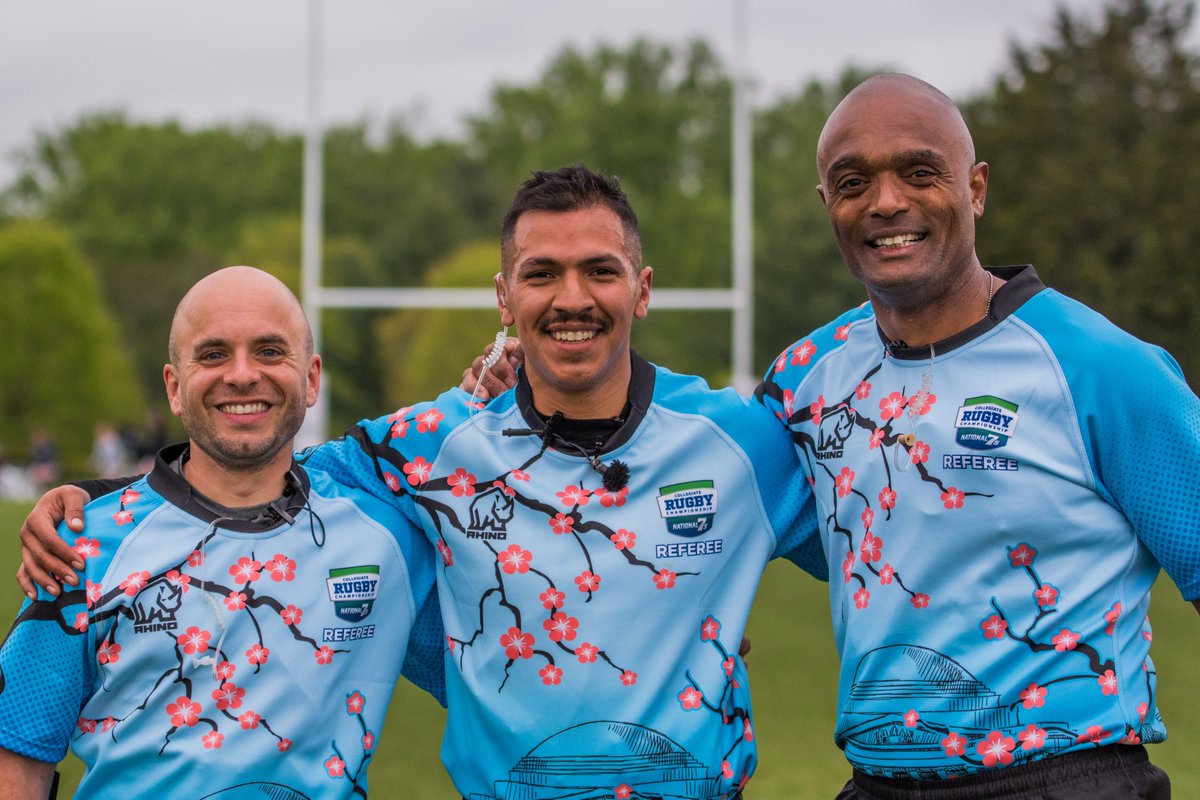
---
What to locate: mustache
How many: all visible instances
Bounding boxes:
[540,311,609,331]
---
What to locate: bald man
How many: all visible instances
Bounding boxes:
[756,74,1198,798]
[0,267,441,798]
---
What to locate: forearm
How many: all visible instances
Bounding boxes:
[0,747,56,799]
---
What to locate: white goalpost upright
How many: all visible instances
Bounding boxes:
[297,0,756,448]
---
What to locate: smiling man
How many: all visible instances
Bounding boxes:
[757,73,1200,799]
[0,267,441,798]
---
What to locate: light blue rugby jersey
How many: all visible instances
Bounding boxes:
[302,353,825,800]
[757,265,1200,780]
[0,443,442,798]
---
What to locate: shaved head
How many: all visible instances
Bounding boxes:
[169,266,312,367]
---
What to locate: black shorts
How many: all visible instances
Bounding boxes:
[835,745,1169,800]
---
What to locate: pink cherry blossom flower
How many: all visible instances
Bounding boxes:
[557,484,591,507]
[448,468,477,497]
[855,381,872,399]
[187,550,204,567]
[229,557,261,584]
[1020,683,1046,709]
[77,718,97,734]
[500,627,534,660]
[73,537,100,560]
[216,661,236,680]
[74,612,89,632]
[1052,628,1081,652]
[722,760,735,779]
[510,469,530,481]
[280,605,303,626]
[981,614,1008,640]
[202,731,224,749]
[653,569,676,590]
[1120,728,1142,745]
[612,528,637,550]
[362,730,376,751]
[498,544,533,574]
[246,644,270,665]
[910,593,930,609]
[415,408,444,433]
[678,686,704,711]
[436,539,454,567]
[941,732,966,756]
[314,646,334,665]
[1098,669,1118,695]
[976,730,1016,767]
[904,710,919,727]
[790,340,816,366]
[403,457,432,486]
[112,510,134,526]
[539,587,565,609]
[615,784,633,799]
[265,554,296,582]
[1034,583,1059,607]
[859,532,883,563]
[620,670,637,686]
[178,626,211,655]
[1076,725,1111,744]
[879,391,907,420]
[575,643,598,663]
[119,489,141,506]
[550,513,575,535]
[1104,602,1122,635]
[544,612,580,643]
[594,486,628,508]
[809,395,825,426]
[879,564,894,585]
[225,591,247,611]
[868,428,885,449]
[723,657,735,676]
[325,755,346,777]
[835,466,855,497]
[1008,543,1037,567]
[575,571,600,592]
[119,571,150,596]
[836,324,852,341]
[539,664,563,685]
[854,588,871,609]
[346,691,365,714]
[165,570,191,592]
[212,682,244,711]
[239,711,261,729]
[700,616,721,641]
[782,389,795,419]
[909,440,930,464]
[1018,724,1046,751]
[907,392,937,415]
[842,551,856,583]
[100,716,116,732]
[861,508,875,529]
[86,580,103,607]
[940,487,964,509]
[166,696,201,728]
[384,472,400,491]
[277,739,292,752]
[878,487,897,510]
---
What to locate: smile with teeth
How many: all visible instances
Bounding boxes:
[219,402,269,415]
[551,330,596,342]
[870,233,925,248]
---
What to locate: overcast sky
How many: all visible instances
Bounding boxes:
[1,1,1131,186]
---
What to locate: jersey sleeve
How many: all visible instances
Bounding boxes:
[0,531,95,761]
[1029,292,1200,601]
[400,586,447,707]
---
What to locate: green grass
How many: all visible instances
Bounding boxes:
[1,502,1195,798]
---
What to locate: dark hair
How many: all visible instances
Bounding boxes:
[500,164,642,273]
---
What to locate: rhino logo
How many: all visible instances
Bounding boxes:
[816,404,857,459]
[467,484,515,540]
[133,579,183,634]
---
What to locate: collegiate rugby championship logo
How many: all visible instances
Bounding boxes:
[326,565,380,622]
[656,480,718,536]
[954,395,1019,450]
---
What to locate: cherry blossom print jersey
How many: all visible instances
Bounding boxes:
[0,443,442,798]
[757,265,1200,779]
[301,353,825,800]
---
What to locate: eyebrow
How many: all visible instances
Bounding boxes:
[517,253,626,270]
[191,333,290,355]
[826,148,949,181]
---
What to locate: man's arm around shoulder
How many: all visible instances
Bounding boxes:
[0,747,56,799]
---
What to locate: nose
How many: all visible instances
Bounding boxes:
[223,349,261,387]
[554,269,594,313]
[869,173,909,218]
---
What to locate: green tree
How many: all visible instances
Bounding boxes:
[969,0,1200,383]
[0,221,144,476]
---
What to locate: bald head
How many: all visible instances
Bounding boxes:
[169,266,312,367]
[818,73,976,185]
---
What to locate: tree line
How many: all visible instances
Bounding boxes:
[1,0,1195,476]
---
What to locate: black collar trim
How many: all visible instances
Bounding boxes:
[881,265,1044,361]
[146,442,310,533]
[513,351,655,455]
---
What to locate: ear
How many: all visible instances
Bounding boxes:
[305,355,322,408]
[816,184,827,206]
[633,267,653,320]
[970,161,988,219]
[495,272,515,327]
[164,364,183,417]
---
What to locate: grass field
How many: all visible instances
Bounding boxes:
[0,501,1194,798]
